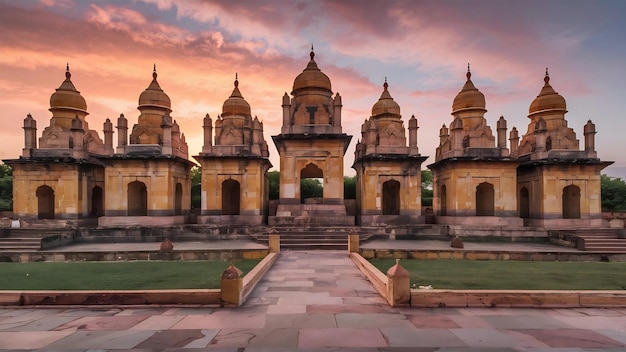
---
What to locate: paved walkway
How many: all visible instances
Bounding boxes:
[1,250,625,350]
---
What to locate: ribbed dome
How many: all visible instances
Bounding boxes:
[452,68,486,114]
[529,70,566,116]
[138,67,171,111]
[49,65,87,113]
[222,75,251,117]
[372,80,400,117]
[292,49,332,92]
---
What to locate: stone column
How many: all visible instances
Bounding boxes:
[408,115,419,155]
[509,127,519,156]
[103,118,114,154]
[161,112,173,155]
[333,93,342,128]
[282,93,291,128]
[584,119,596,152]
[202,114,213,154]
[116,113,128,154]
[22,114,37,158]
[497,116,507,149]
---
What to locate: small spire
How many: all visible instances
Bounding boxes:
[152,63,157,80]
[234,72,238,88]
[310,44,315,60]
[383,77,388,91]
[65,63,71,80]
[466,63,471,80]
[544,67,550,85]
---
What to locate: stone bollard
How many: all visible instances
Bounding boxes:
[220,263,243,307]
[386,259,410,307]
[348,228,360,253]
[159,238,174,252]
[268,228,280,253]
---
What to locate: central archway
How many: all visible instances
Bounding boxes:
[300,163,323,203]
[91,186,103,217]
[175,183,183,216]
[440,185,447,216]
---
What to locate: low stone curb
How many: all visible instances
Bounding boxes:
[350,252,626,308]
[0,253,279,307]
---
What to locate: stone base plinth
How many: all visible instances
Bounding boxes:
[98,216,186,227]
[197,215,265,225]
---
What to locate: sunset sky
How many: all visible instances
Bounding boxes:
[1,0,625,177]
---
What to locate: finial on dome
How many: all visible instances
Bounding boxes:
[153,64,157,80]
[65,63,71,80]
[466,63,471,80]
[544,67,550,85]
[234,72,239,88]
[310,44,315,60]
[383,77,388,91]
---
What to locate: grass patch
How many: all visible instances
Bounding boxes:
[370,259,626,290]
[0,260,260,290]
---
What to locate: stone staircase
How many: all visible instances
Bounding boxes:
[253,226,373,250]
[269,204,355,226]
[574,229,626,252]
[0,228,75,251]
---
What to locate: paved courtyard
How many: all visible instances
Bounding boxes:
[0,250,625,351]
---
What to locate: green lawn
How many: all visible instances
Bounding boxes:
[371,259,626,290]
[0,260,260,290]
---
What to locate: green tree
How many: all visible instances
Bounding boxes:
[344,176,356,199]
[268,171,280,200]
[421,169,433,206]
[190,166,201,209]
[601,174,626,212]
[300,178,323,200]
[0,163,12,211]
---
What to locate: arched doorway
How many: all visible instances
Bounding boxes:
[175,183,183,216]
[91,186,103,217]
[382,180,400,215]
[440,185,447,216]
[519,187,530,218]
[476,182,495,216]
[128,181,147,216]
[222,179,240,215]
[36,185,55,219]
[300,163,323,203]
[563,185,581,219]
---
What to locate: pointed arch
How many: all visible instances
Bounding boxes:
[476,182,495,216]
[222,179,240,215]
[175,182,183,216]
[519,187,530,218]
[563,185,581,219]
[382,180,401,215]
[91,186,103,217]
[128,181,147,216]
[36,185,55,219]
[440,184,447,216]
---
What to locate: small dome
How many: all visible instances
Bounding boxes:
[529,69,566,116]
[49,65,87,113]
[292,49,332,93]
[372,79,400,117]
[222,74,251,117]
[452,66,486,114]
[138,66,171,111]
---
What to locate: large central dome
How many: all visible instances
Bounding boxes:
[292,49,332,93]
[222,74,251,117]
